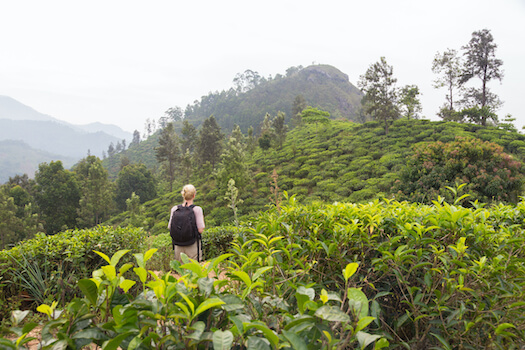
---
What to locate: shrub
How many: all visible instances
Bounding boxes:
[0,226,147,307]
[202,225,237,259]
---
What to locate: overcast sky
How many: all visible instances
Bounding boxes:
[1,0,524,134]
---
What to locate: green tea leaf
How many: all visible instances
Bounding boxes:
[110,249,130,266]
[246,336,271,350]
[119,279,136,293]
[93,250,111,264]
[356,316,376,333]
[245,322,279,348]
[194,298,225,319]
[495,323,516,335]
[180,261,206,278]
[356,331,382,350]
[144,248,158,263]
[133,267,147,283]
[78,279,98,306]
[430,332,452,350]
[11,310,30,325]
[232,270,252,287]
[282,329,307,350]
[343,262,359,282]
[102,265,116,280]
[212,330,233,350]
[348,288,369,319]
[314,305,350,322]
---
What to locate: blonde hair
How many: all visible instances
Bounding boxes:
[181,184,196,201]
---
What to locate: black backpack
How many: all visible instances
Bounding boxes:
[170,204,199,247]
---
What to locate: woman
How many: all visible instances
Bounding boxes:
[168,184,205,262]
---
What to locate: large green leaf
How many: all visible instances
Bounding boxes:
[11,310,30,325]
[347,288,369,320]
[144,248,158,263]
[198,277,214,296]
[102,331,135,350]
[133,267,147,283]
[296,287,315,314]
[314,305,350,323]
[232,270,252,287]
[110,249,130,266]
[343,262,359,282]
[282,329,308,350]
[180,261,207,278]
[356,331,381,350]
[244,322,279,348]
[247,336,271,350]
[212,330,234,350]
[101,265,116,280]
[194,298,226,318]
[93,250,111,264]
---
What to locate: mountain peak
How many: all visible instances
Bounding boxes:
[0,95,58,122]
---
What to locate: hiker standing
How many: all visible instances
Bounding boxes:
[168,184,205,262]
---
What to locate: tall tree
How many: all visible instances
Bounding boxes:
[246,126,257,155]
[34,161,81,234]
[115,163,156,211]
[165,106,183,123]
[258,113,274,150]
[180,120,197,154]
[233,69,261,93]
[272,111,288,148]
[432,48,462,117]
[460,28,504,126]
[399,85,422,120]
[196,115,223,169]
[107,142,116,157]
[0,188,24,250]
[131,130,141,146]
[155,123,181,192]
[74,156,114,227]
[292,95,307,127]
[217,126,248,191]
[358,57,400,134]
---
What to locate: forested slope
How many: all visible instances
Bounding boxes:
[183,64,364,132]
[109,118,525,232]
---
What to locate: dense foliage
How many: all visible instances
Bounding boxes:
[2,197,525,348]
[0,226,147,319]
[183,64,363,133]
[395,136,524,203]
[99,118,525,235]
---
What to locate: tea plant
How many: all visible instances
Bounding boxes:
[1,249,387,349]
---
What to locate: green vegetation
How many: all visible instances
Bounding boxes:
[433,29,505,125]
[1,37,524,347]
[2,197,525,348]
[94,118,525,235]
[0,226,146,318]
[183,64,363,133]
[395,137,524,203]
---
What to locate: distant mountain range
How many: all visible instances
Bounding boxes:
[0,95,132,183]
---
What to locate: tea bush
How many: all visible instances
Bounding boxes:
[2,197,525,348]
[232,195,525,348]
[1,250,388,349]
[0,226,147,314]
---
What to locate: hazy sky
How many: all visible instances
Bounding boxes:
[1,0,524,134]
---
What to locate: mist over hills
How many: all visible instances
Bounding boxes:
[0,64,365,183]
[0,95,133,183]
[0,140,77,181]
